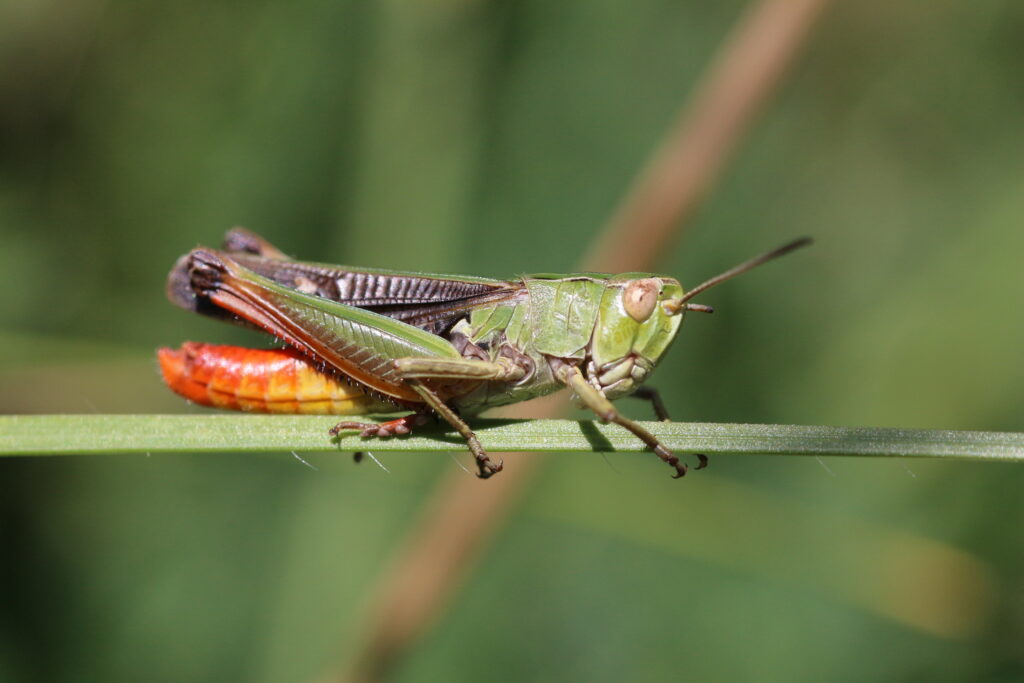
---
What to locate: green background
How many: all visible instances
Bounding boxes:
[3,1,1024,681]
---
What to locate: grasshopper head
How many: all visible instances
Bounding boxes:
[589,237,813,399]
[590,275,686,399]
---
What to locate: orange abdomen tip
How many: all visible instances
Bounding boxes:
[158,342,393,415]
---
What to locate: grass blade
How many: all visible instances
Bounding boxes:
[2,415,1022,461]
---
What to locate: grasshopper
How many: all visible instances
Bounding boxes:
[160,228,810,478]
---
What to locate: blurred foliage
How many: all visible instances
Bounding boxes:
[2,1,1024,681]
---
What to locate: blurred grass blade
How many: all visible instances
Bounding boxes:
[1,415,1022,460]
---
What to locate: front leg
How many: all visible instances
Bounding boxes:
[630,386,707,470]
[558,366,692,478]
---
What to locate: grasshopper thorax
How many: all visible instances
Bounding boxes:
[589,274,686,399]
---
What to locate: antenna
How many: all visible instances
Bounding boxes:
[664,237,812,314]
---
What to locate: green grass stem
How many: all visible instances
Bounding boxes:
[1,415,1022,461]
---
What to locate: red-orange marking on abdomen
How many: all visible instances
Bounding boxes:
[157,342,392,415]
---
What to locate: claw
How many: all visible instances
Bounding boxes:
[330,414,426,439]
[329,421,357,437]
[694,453,709,470]
[657,445,690,479]
[476,457,504,479]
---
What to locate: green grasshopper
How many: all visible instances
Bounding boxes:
[162,228,810,478]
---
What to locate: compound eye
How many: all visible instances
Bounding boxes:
[623,278,661,322]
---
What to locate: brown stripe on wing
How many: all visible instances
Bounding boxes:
[227,252,517,307]
[168,235,521,335]
[369,287,527,334]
